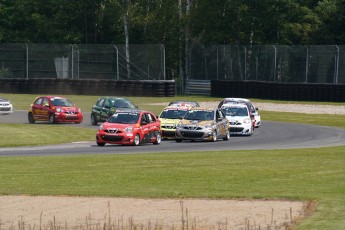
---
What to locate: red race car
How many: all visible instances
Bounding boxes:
[28,96,83,124]
[96,110,161,146]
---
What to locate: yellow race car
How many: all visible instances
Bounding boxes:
[159,105,191,139]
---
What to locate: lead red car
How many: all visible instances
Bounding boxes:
[28,96,83,124]
[96,110,161,146]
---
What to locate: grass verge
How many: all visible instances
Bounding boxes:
[1,93,345,229]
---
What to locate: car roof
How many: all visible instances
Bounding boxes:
[37,96,67,99]
[169,101,199,106]
[190,107,216,111]
[114,109,151,114]
[221,103,248,109]
[223,98,250,102]
[163,105,191,110]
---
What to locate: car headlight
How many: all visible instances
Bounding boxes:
[98,124,104,131]
[243,118,251,124]
[176,122,183,128]
[204,124,212,128]
[56,108,64,113]
[78,108,82,113]
[124,126,133,132]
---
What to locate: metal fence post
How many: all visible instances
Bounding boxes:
[335,45,339,84]
[25,43,29,79]
[113,45,119,80]
[305,45,309,83]
[273,45,277,82]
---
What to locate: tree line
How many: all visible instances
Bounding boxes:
[1,0,344,80]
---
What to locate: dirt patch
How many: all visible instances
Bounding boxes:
[0,196,311,229]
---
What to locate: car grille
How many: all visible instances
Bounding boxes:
[182,126,202,131]
[65,116,78,120]
[105,129,122,134]
[230,127,244,132]
[180,131,204,138]
[64,111,79,115]
[162,130,175,137]
[0,107,11,111]
[230,121,242,125]
[162,124,176,129]
[102,135,124,142]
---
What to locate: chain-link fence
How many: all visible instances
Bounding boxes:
[190,45,345,84]
[0,43,166,80]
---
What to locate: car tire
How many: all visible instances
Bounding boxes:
[153,133,161,145]
[133,134,140,146]
[97,142,105,146]
[176,139,182,142]
[223,130,230,141]
[212,131,217,142]
[28,113,35,124]
[91,114,98,126]
[49,114,55,124]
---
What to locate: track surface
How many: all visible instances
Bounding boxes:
[1,110,345,156]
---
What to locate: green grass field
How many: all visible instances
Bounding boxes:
[1,93,345,229]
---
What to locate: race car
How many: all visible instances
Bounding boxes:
[175,107,230,142]
[221,103,254,136]
[96,110,161,146]
[159,105,191,139]
[168,100,200,108]
[218,98,261,128]
[0,96,13,115]
[28,96,83,124]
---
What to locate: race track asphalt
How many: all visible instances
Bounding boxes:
[1,110,345,156]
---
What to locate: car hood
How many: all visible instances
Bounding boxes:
[0,98,10,104]
[102,123,137,130]
[160,118,181,125]
[180,119,213,127]
[225,116,249,122]
[55,106,80,111]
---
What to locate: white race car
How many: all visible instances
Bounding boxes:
[0,96,13,115]
[218,98,261,128]
[221,103,254,136]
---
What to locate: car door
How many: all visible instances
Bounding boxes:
[92,98,105,121]
[101,98,111,121]
[32,97,50,121]
[40,97,51,121]
[140,113,152,142]
[216,109,228,136]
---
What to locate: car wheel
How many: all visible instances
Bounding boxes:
[91,114,98,126]
[49,114,55,124]
[28,113,35,124]
[153,133,161,145]
[176,139,182,142]
[223,130,230,141]
[97,142,105,146]
[133,134,140,146]
[212,131,217,142]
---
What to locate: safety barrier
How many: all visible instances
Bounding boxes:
[211,80,345,102]
[0,79,175,97]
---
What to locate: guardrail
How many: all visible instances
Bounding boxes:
[0,79,175,97]
[211,80,345,102]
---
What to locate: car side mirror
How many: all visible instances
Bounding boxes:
[256,107,259,111]
[250,114,255,118]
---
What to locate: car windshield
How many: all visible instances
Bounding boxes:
[160,109,188,119]
[51,98,74,107]
[184,110,214,120]
[112,99,136,108]
[222,107,248,117]
[108,112,139,124]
